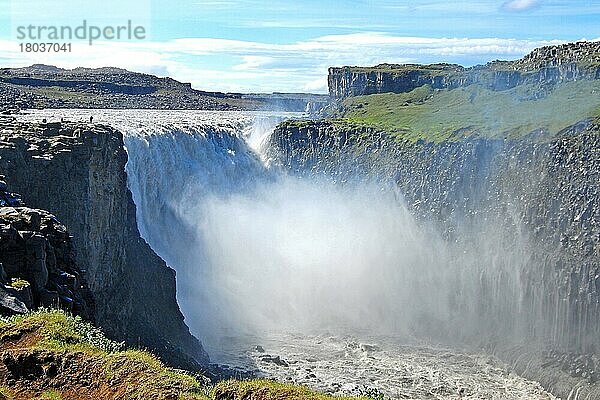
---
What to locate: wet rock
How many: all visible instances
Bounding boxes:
[260,355,289,367]
[360,343,380,352]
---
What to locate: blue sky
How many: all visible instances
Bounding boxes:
[0,0,598,93]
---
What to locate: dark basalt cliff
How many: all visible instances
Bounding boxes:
[329,41,600,98]
[0,181,94,319]
[0,118,208,370]
[272,39,600,397]
[268,118,600,398]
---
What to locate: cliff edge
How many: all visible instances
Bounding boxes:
[329,40,600,98]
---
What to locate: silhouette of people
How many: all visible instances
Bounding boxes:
[89,116,93,123]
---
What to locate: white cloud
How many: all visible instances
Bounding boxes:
[0,33,565,93]
[502,0,540,12]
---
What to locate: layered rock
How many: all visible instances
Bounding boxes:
[0,118,208,370]
[328,41,600,98]
[267,118,600,399]
[0,185,94,319]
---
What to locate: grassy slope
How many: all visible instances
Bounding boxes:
[0,310,367,400]
[214,380,371,400]
[336,80,600,142]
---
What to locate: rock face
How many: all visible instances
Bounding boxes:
[267,119,600,399]
[328,41,600,98]
[0,118,208,370]
[0,188,94,319]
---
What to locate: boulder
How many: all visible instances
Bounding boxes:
[0,285,28,314]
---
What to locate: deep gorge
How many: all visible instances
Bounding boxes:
[1,41,598,400]
[10,105,599,399]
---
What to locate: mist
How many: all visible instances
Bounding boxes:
[179,176,453,338]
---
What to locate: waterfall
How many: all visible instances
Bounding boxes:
[14,110,542,352]
[115,112,454,345]
[108,111,537,351]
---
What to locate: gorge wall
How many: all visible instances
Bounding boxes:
[328,41,600,98]
[0,118,208,370]
[266,118,600,398]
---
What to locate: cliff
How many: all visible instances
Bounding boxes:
[0,118,208,370]
[268,118,600,399]
[328,41,600,98]
[268,118,600,398]
[0,181,93,319]
[0,64,257,111]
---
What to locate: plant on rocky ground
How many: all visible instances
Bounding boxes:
[8,277,29,289]
[0,386,13,400]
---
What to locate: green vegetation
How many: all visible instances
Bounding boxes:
[0,386,13,399]
[0,310,207,400]
[336,80,600,142]
[0,310,373,400]
[213,380,371,400]
[0,308,123,354]
[8,278,30,289]
[42,390,63,400]
[334,63,463,74]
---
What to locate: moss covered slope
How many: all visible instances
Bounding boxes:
[334,80,600,142]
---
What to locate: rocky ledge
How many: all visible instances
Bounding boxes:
[0,117,208,370]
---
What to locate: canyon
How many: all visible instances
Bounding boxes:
[0,40,598,399]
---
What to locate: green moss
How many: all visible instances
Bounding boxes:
[103,350,208,400]
[0,386,13,399]
[42,390,63,400]
[337,80,600,143]
[0,308,123,354]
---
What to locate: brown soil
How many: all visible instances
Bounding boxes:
[0,319,204,400]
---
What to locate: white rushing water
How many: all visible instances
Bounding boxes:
[16,109,556,399]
